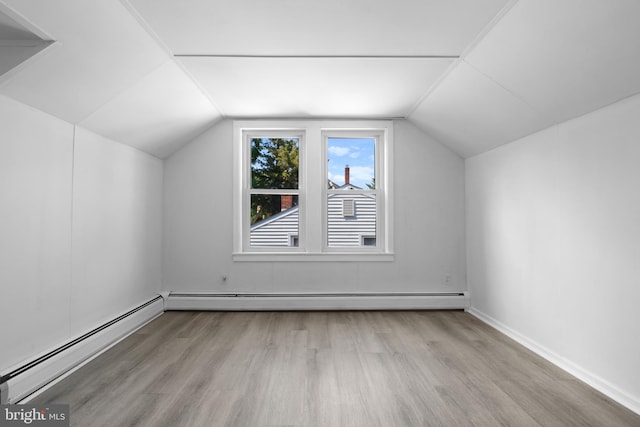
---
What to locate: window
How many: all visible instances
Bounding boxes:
[362,236,377,246]
[233,120,393,261]
[247,134,302,250]
[325,134,379,250]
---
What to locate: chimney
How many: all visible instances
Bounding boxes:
[281,195,293,211]
[344,165,350,185]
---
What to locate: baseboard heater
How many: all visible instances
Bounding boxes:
[166,292,469,311]
[0,295,164,404]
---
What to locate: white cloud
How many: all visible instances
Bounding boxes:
[348,166,374,187]
[328,172,342,183]
[328,166,374,188]
[328,146,350,157]
[349,152,361,159]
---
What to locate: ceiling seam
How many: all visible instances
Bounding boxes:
[74,58,173,125]
[456,0,521,60]
[173,54,458,120]
[174,54,460,59]
[224,115,406,121]
[67,0,178,125]
[118,0,225,119]
[463,59,556,125]
[118,0,173,57]
[404,0,521,119]
[545,87,640,133]
[0,40,57,89]
[0,1,56,41]
[404,57,463,119]
[171,58,227,119]
[0,2,58,89]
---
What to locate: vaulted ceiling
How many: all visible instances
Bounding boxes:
[1,0,640,158]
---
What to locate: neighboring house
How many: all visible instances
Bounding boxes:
[251,167,376,247]
[326,190,376,247]
[250,205,300,247]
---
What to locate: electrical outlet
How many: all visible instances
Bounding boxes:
[444,274,451,285]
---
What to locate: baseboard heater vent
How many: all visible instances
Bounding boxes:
[0,296,164,404]
[166,292,469,311]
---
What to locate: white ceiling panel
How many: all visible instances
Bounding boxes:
[0,0,169,123]
[128,0,509,56]
[178,57,455,118]
[80,61,221,159]
[2,0,638,158]
[466,0,640,124]
[409,61,553,157]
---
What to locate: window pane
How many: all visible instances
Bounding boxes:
[250,194,299,247]
[327,137,375,189]
[251,137,299,189]
[362,237,376,246]
[327,193,376,247]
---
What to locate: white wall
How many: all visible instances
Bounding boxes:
[0,95,74,373]
[0,95,163,373]
[70,127,163,333]
[466,93,640,411]
[164,119,465,293]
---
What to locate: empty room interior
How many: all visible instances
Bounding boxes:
[1,0,640,425]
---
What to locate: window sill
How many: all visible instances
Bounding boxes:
[232,252,395,262]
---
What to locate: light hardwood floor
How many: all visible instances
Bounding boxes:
[33,311,640,426]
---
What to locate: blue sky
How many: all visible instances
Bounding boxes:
[327,137,375,188]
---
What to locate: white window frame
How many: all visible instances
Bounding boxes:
[233,120,394,262]
[241,129,305,253]
[323,130,385,253]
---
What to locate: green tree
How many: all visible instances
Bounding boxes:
[365,178,375,190]
[250,138,299,224]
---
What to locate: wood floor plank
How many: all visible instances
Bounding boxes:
[32,311,640,426]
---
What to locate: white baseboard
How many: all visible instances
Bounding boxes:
[467,307,640,416]
[1,296,164,404]
[166,292,469,311]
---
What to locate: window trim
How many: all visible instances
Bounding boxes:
[241,130,305,253]
[322,130,386,253]
[233,120,394,262]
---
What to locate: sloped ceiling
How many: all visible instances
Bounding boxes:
[1,0,640,158]
[0,0,221,158]
[415,0,640,156]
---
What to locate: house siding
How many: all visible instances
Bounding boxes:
[327,193,376,247]
[250,208,299,247]
[249,193,376,247]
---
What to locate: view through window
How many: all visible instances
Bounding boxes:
[249,137,300,247]
[326,137,377,248]
[235,120,392,258]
